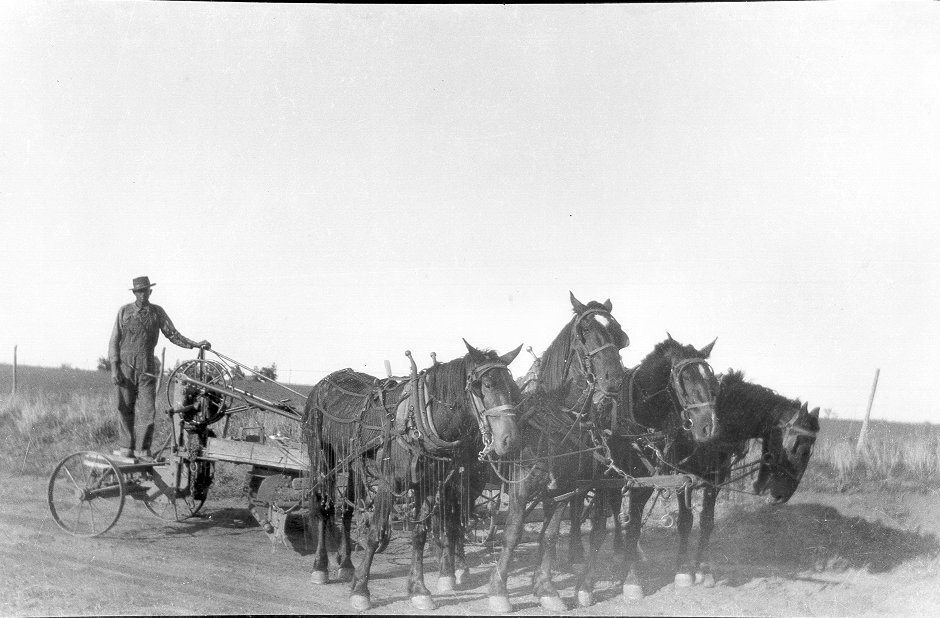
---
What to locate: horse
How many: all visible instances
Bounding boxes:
[666,369,819,588]
[486,292,629,613]
[570,334,721,607]
[303,339,522,611]
[570,366,819,599]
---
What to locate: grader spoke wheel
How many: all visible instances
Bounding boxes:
[166,359,233,426]
[465,487,501,546]
[48,451,125,537]
[144,461,206,521]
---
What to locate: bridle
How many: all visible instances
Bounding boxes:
[629,357,718,438]
[760,406,818,483]
[466,360,518,460]
[566,308,625,406]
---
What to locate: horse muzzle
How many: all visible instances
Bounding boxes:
[682,402,718,443]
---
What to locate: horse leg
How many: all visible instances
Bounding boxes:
[437,484,459,593]
[576,489,610,607]
[611,491,625,556]
[334,472,356,582]
[694,485,719,587]
[310,444,335,585]
[674,487,695,588]
[348,484,392,611]
[487,477,529,613]
[531,496,567,612]
[406,489,436,610]
[567,494,586,565]
[310,491,333,585]
[454,521,470,585]
[620,487,652,601]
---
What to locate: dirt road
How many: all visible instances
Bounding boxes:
[2,472,938,616]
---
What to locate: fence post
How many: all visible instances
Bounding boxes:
[855,368,880,454]
[11,345,17,396]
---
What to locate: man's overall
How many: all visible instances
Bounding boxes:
[109,302,198,457]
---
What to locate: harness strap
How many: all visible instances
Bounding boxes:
[482,403,516,417]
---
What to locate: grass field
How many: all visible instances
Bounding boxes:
[3,363,939,492]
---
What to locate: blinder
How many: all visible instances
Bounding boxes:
[466,360,518,459]
[670,359,719,411]
[760,407,819,485]
[633,357,719,440]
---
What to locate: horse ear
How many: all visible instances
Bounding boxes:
[800,402,808,413]
[602,298,612,312]
[570,291,586,313]
[698,337,717,358]
[463,338,485,362]
[667,332,675,342]
[499,344,524,366]
[810,406,820,418]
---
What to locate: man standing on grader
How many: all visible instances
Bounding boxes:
[108,276,211,460]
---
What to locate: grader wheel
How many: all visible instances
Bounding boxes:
[143,460,208,521]
[465,487,501,546]
[166,359,233,426]
[48,451,126,537]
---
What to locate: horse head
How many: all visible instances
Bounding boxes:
[567,292,628,407]
[463,339,523,457]
[753,402,819,504]
[630,334,720,443]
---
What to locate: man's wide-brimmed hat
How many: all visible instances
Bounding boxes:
[130,276,156,292]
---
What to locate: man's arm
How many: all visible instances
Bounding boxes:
[108,309,124,385]
[158,306,210,350]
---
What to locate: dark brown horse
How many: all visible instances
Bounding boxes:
[486,293,628,613]
[571,366,819,602]
[570,334,720,607]
[667,370,819,588]
[303,340,522,611]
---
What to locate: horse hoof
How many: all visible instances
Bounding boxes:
[674,573,694,588]
[577,590,594,607]
[697,572,715,588]
[539,595,567,612]
[411,594,436,611]
[454,568,469,586]
[437,576,456,593]
[336,567,355,582]
[350,594,371,611]
[623,583,644,601]
[310,570,328,585]
[488,596,512,613]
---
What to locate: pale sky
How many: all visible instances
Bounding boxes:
[2,3,938,423]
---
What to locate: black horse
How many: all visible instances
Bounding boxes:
[486,293,629,613]
[570,366,819,601]
[303,339,522,611]
[667,370,820,588]
[571,334,720,607]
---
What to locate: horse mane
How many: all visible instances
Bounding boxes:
[537,318,575,394]
[425,348,508,412]
[717,369,805,432]
[641,338,698,366]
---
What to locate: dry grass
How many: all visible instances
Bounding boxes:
[0,390,119,474]
[803,418,940,491]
